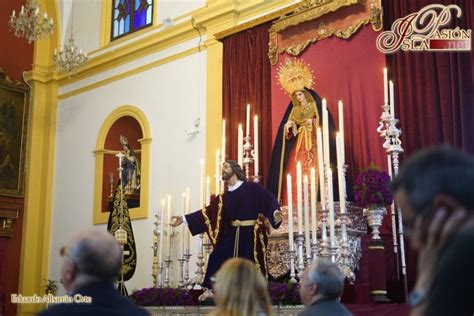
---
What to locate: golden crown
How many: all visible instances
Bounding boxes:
[277,58,314,95]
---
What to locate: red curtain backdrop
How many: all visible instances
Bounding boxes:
[222,22,273,185]
[383,0,474,156]
[0,1,34,315]
[271,26,387,183]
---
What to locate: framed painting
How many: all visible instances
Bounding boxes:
[0,69,29,197]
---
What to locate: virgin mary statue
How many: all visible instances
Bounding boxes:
[267,58,339,205]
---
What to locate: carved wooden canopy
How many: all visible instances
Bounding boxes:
[269,0,382,65]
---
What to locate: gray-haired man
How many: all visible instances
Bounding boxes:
[299,259,352,316]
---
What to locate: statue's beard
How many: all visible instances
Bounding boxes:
[222,171,234,181]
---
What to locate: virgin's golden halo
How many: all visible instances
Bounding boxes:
[277,58,314,95]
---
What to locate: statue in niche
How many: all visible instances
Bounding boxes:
[119,135,141,195]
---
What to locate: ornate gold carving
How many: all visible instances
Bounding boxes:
[268,0,379,65]
[270,17,371,64]
[270,0,360,33]
[0,204,20,238]
[369,0,382,31]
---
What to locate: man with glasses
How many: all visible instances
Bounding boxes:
[298,258,351,316]
[392,146,474,316]
[38,229,148,316]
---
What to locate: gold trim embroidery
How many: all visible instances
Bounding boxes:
[200,195,223,245]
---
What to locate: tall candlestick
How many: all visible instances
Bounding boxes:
[246,104,250,137]
[317,128,326,207]
[221,119,226,163]
[215,149,220,194]
[336,133,346,214]
[159,199,165,264]
[206,176,211,205]
[185,188,190,251]
[389,80,395,118]
[327,169,335,247]
[167,195,172,258]
[322,99,330,169]
[238,124,243,167]
[338,100,345,164]
[303,175,311,259]
[383,68,388,105]
[181,192,186,258]
[296,161,303,234]
[200,160,204,208]
[287,174,295,251]
[310,168,317,244]
[254,115,259,176]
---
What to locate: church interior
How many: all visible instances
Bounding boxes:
[0,0,472,315]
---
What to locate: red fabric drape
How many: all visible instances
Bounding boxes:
[270,26,387,184]
[222,22,272,184]
[383,0,474,155]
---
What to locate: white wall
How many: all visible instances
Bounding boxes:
[57,0,206,54]
[49,50,208,293]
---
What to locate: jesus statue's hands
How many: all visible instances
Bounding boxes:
[273,210,282,225]
[170,216,183,227]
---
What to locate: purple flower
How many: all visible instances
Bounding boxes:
[353,165,393,208]
[131,287,195,306]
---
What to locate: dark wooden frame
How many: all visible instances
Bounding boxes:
[0,69,29,197]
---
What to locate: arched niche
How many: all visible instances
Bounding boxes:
[93,105,151,224]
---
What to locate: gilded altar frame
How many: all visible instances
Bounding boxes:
[0,69,30,197]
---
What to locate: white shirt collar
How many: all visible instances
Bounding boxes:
[228,180,243,192]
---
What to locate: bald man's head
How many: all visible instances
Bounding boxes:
[67,229,122,284]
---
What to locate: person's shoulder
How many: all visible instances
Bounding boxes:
[444,229,474,255]
[36,303,82,316]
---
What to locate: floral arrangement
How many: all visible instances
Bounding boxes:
[130,287,195,306]
[268,282,301,305]
[353,165,393,208]
[131,282,302,307]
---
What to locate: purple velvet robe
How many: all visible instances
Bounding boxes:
[185,181,281,288]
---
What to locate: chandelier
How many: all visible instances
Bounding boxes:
[9,0,54,44]
[53,0,88,74]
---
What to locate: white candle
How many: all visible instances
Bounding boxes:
[200,160,204,208]
[238,124,243,167]
[303,175,311,259]
[310,168,317,245]
[167,195,172,258]
[185,188,190,252]
[317,128,326,208]
[159,199,165,263]
[338,100,345,164]
[322,99,330,170]
[287,174,294,251]
[296,161,303,234]
[254,115,259,176]
[215,149,220,194]
[221,119,226,163]
[206,176,211,205]
[181,192,186,258]
[246,104,250,137]
[327,169,335,247]
[336,133,346,214]
[387,155,393,179]
[383,68,388,105]
[389,80,395,118]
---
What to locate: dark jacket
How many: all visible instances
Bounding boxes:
[298,298,352,316]
[37,282,149,316]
